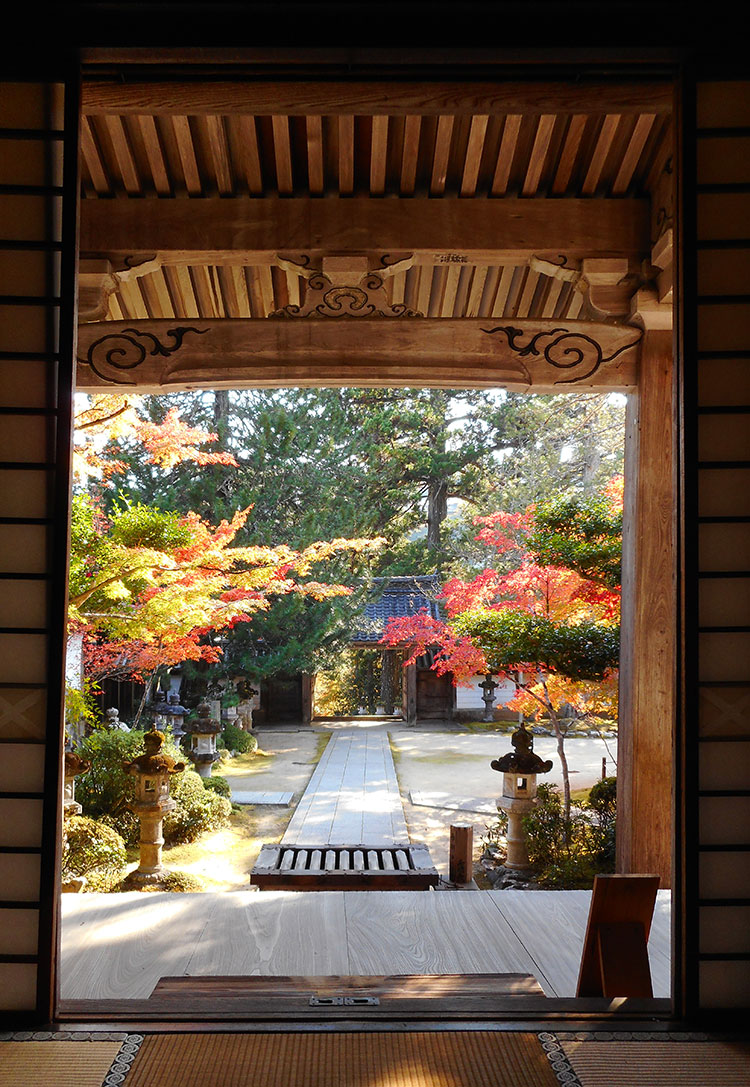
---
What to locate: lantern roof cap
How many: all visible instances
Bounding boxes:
[490,723,553,776]
[124,728,185,775]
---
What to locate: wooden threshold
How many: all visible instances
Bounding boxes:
[57,972,671,1025]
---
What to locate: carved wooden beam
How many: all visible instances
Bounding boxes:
[75,317,640,394]
[81,80,674,117]
[79,195,650,262]
[78,259,119,323]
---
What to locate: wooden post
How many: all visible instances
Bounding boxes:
[403,660,417,725]
[618,292,675,887]
[449,823,473,885]
[301,674,313,725]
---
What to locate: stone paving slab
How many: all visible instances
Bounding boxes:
[229,791,294,806]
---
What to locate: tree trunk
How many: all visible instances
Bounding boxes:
[544,689,572,824]
[211,390,232,518]
[426,478,448,557]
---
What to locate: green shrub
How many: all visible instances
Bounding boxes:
[203,774,231,798]
[62,815,127,892]
[162,769,231,844]
[522,780,617,889]
[74,728,162,844]
[74,728,230,847]
[585,776,617,870]
[220,721,257,754]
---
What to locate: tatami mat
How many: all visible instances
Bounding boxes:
[124,1031,558,1087]
[544,1036,750,1087]
[0,1041,122,1087]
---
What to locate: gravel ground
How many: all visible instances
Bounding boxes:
[389,725,618,880]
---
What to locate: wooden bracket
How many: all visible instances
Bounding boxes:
[576,873,660,998]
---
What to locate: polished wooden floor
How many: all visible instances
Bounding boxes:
[60,887,671,1003]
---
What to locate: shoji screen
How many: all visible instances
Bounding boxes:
[694,78,750,1011]
[0,80,77,1020]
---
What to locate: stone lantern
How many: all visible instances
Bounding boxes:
[151,688,169,729]
[183,701,223,778]
[235,696,255,733]
[63,750,90,819]
[480,673,499,722]
[105,706,129,731]
[165,692,189,739]
[491,723,553,871]
[122,729,185,887]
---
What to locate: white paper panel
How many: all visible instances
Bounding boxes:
[0,689,47,742]
[697,81,750,126]
[697,302,750,352]
[700,906,750,954]
[699,633,750,683]
[699,469,750,517]
[0,744,46,793]
[0,470,51,519]
[0,799,44,847]
[0,579,48,629]
[0,908,39,955]
[698,139,750,185]
[0,303,56,353]
[698,248,750,295]
[0,416,50,463]
[0,524,49,573]
[699,578,750,627]
[699,797,750,845]
[0,963,37,1010]
[0,83,51,127]
[0,360,55,408]
[700,852,750,898]
[0,633,48,685]
[0,853,40,901]
[699,961,750,1008]
[0,139,61,188]
[699,415,750,461]
[0,248,58,296]
[699,524,750,572]
[700,742,750,790]
[698,195,750,242]
[698,359,750,406]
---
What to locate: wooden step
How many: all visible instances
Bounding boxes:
[251,842,439,890]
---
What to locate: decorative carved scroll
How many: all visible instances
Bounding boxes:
[77,326,209,385]
[270,271,423,318]
[481,324,642,385]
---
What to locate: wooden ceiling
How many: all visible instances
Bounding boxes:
[78,79,673,329]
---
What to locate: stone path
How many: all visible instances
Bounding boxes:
[281,729,409,845]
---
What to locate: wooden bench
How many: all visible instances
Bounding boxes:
[251,842,440,890]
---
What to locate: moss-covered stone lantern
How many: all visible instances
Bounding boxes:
[491,723,553,871]
[121,729,185,887]
[184,701,223,779]
[63,750,90,820]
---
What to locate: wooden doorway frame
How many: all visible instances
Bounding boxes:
[58,56,679,1024]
